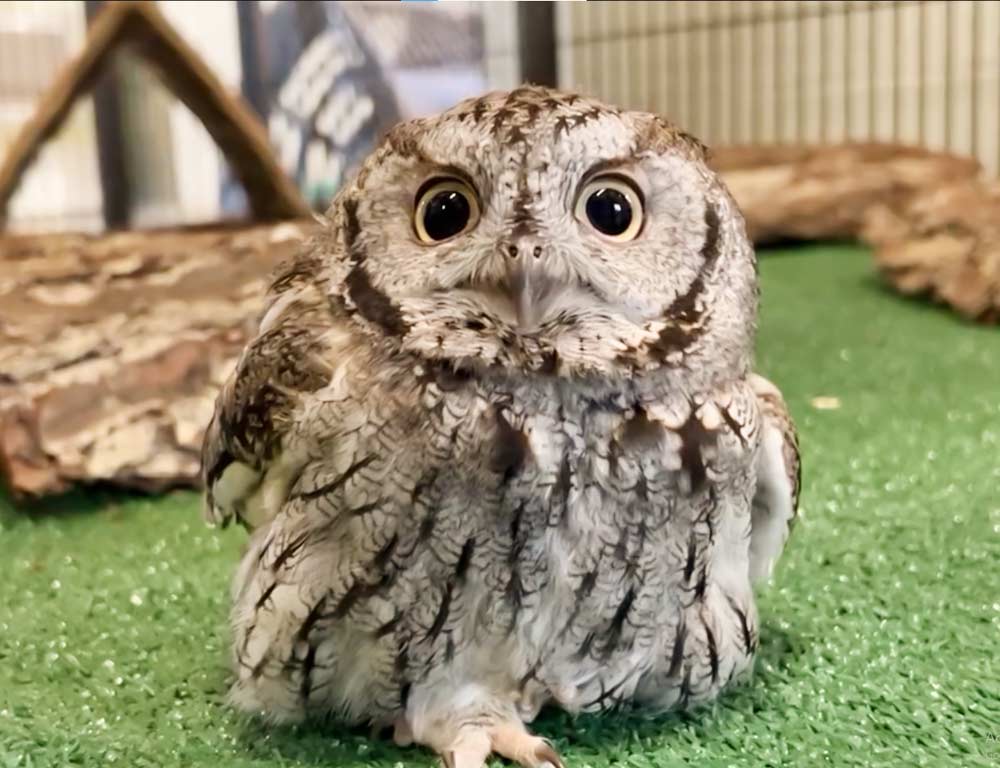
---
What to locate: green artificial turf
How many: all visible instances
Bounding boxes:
[1,244,998,768]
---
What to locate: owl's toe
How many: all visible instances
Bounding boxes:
[439,728,491,768]
[392,715,414,747]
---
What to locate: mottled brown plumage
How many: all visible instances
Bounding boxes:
[202,86,800,768]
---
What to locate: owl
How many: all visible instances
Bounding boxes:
[202,86,800,768]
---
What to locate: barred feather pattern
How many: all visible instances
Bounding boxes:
[223,327,763,726]
[203,86,800,763]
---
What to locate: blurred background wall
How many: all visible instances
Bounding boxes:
[0,1,102,231]
[558,1,1000,175]
[1,0,998,233]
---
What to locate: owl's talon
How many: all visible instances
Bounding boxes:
[490,722,563,768]
[534,742,564,768]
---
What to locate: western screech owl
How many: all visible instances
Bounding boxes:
[202,86,800,768]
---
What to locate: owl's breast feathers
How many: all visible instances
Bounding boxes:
[201,245,801,720]
[203,247,798,569]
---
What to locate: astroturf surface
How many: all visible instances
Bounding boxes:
[1,244,998,768]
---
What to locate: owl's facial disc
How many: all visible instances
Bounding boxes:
[337,86,757,378]
[394,162,680,375]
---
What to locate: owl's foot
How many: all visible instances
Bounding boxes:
[440,721,562,768]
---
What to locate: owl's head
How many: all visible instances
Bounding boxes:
[324,86,757,384]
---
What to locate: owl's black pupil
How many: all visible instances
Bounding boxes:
[586,188,632,236]
[423,190,471,241]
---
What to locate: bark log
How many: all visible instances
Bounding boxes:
[0,2,317,499]
[710,142,982,244]
[0,221,316,498]
[712,142,1000,322]
[862,180,1000,322]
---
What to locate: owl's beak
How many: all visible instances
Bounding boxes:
[505,261,534,328]
[503,245,555,329]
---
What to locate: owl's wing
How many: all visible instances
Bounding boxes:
[201,252,336,530]
[747,373,801,584]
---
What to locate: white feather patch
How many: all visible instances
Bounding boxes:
[749,424,795,584]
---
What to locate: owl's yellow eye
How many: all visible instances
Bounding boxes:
[414,178,480,243]
[575,175,644,242]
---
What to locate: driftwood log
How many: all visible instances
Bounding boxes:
[709,143,999,322]
[709,143,981,244]
[863,179,1000,322]
[0,222,315,497]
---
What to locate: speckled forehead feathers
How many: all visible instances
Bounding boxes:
[381,86,707,163]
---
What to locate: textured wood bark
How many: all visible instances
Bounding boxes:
[710,143,982,244]
[0,221,316,498]
[863,180,1000,322]
[0,1,315,498]
[713,142,1000,323]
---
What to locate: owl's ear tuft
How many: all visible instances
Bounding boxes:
[636,114,709,161]
[382,120,433,164]
[678,130,710,161]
